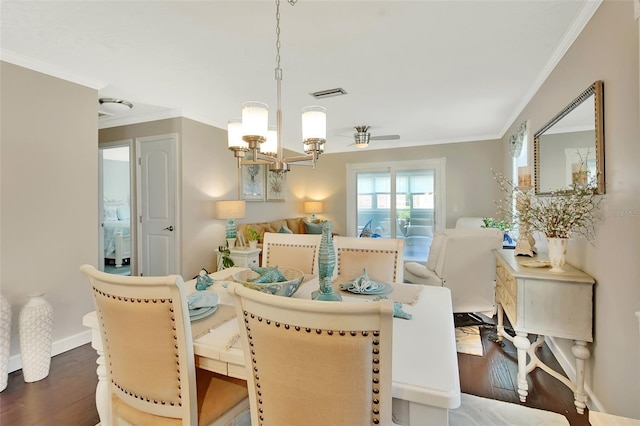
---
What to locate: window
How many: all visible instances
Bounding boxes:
[347,159,446,262]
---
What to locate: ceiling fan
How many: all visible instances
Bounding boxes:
[350,125,400,148]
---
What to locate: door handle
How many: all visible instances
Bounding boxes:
[163,226,174,232]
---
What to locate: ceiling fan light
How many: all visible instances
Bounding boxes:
[301,105,326,141]
[227,118,247,149]
[242,101,268,140]
[354,131,370,148]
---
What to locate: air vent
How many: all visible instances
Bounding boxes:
[310,88,347,99]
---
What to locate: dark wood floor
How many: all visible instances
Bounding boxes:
[0,324,589,425]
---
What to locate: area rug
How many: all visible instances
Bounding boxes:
[450,393,569,425]
[455,326,483,356]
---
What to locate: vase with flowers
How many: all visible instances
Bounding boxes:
[492,166,602,272]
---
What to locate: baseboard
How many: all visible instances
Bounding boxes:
[8,329,92,373]
[545,336,604,412]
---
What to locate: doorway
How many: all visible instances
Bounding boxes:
[99,142,133,275]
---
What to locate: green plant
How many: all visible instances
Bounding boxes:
[482,217,511,232]
[246,227,260,242]
[218,246,234,268]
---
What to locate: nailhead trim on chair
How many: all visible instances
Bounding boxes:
[93,287,183,407]
[337,248,400,283]
[243,310,383,425]
[265,243,318,272]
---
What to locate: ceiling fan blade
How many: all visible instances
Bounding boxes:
[370,134,400,141]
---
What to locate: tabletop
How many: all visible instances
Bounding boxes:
[188,267,461,411]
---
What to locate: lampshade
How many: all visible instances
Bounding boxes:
[301,106,326,141]
[242,101,268,139]
[303,201,324,214]
[227,118,247,149]
[216,200,246,220]
[261,126,278,154]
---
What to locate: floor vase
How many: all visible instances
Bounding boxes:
[19,293,54,382]
[547,237,568,273]
[0,294,11,391]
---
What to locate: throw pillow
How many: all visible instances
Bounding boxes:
[278,225,293,234]
[304,221,324,234]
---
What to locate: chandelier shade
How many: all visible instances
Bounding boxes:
[227,118,247,150]
[242,101,269,141]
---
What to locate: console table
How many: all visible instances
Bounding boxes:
[493,249,595,414]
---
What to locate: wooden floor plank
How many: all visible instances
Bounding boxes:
[1,322,592,426]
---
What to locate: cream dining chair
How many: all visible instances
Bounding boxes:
[79,264,249,426]
[261,232,322,275]
[333,236,405,284]
[227,281,395,426]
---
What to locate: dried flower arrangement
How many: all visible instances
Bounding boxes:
[492,168,603,243]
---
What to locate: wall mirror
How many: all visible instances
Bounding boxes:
[534,80,605,194]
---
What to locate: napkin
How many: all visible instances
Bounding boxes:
[195,269,214,290]
[373,296,413,320]
[187,291,219,310]
[339,269,382,293]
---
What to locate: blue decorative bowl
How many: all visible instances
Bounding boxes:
[232,267,305,297]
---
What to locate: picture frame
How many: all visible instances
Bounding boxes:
[236,231,246,248]
[266,170,287,201]
[240,164,266,201]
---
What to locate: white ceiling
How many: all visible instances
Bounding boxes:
[0,0,601,154]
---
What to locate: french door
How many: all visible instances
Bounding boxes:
[346,159,446,262]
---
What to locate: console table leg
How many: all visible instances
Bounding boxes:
[572,340,590,414]
[496,303,504,343]
[514,332,531,402]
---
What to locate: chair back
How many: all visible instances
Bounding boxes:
[227,282,394,426]
[436,228,503,313]
[79,264,198,423]
[333,236,405,284]
[261,232,322,275]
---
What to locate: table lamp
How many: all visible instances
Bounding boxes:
[303,201,324,222]
[216,200,246,248]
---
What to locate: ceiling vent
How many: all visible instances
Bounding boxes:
[310,88,347,99]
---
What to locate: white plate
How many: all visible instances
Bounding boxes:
[520,260,551,268]
[189,305,217,322]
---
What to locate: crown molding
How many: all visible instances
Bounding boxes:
[0,48,107,90]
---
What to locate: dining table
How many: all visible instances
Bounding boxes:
[82,267,461,426]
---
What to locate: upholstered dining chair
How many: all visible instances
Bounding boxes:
[227,281,395,426]
[79,264,249,426]
[333,236,405,284]
[261,232,322,275]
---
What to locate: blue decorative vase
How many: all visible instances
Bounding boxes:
[312,222,341,301]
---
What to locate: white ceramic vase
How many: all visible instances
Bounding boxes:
[19,293,53,382]
[547,237,568,273]
[0,294,11,391]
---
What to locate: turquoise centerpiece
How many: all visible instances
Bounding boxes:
[312,221,342,301]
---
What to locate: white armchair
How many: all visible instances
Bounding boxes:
[404,228,503,315]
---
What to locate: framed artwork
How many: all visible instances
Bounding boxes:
[266,170,287,201]
[240,164,265,201]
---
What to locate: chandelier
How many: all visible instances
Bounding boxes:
[227,0,326,173]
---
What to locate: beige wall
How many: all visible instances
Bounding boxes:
[502,0,639,417]
[1,62,98,362]
[289,139,504,236]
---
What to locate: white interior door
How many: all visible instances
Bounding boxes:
[137,134,179,276]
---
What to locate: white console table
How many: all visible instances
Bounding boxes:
[493,249,595,414]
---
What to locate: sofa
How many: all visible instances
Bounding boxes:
[236,217,324,245]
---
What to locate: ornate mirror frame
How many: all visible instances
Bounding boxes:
[534,80,605,195]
